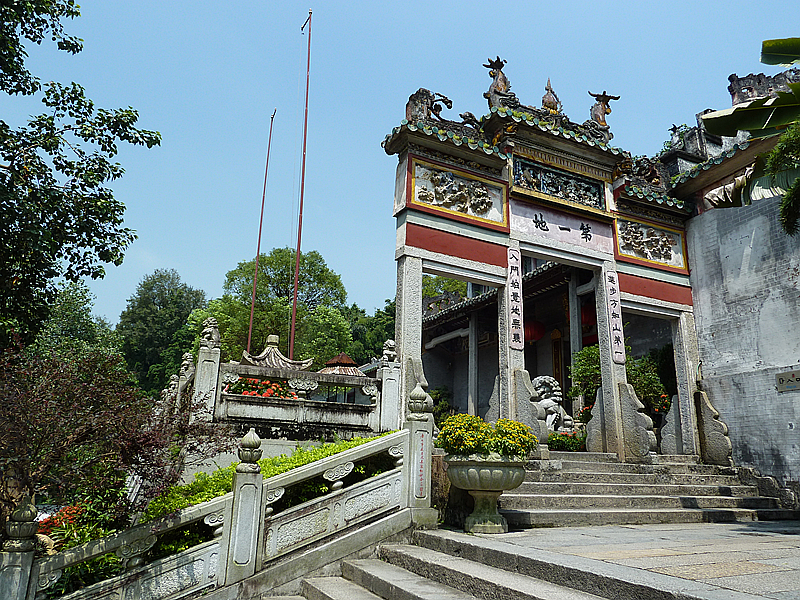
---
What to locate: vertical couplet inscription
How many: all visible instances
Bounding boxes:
[415,430,427,499]
[604,271,626,365]
[507,248,524,350]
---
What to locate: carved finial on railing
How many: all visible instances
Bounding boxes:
[237,428,262,473]
[3,495,38,551]
[200,317,221,349]
[407,382,433,421]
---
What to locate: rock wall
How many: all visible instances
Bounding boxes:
[687,193,800,482]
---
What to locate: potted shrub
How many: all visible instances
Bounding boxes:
[436,415,537,533]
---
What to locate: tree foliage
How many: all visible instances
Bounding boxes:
[117,269,207,395]
[28,281,119,358]
[422,275,467,301]
[0,3,160,346]
[568,343,667,419]
[224,248,346,310]
[0,342,233,537]
[193,250,394,368]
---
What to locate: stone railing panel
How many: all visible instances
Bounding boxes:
[261,469,403,564]
[28,494,231,600]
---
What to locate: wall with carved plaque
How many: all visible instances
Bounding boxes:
[512,156,605,212]
[410,157,507,229]
[614,218,687,271]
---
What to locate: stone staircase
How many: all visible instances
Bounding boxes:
[500,451,799,528]
[260,452,800,600]
[271,525,780,600]
[297,533,610,600]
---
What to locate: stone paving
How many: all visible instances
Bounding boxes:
[481,521,800,599]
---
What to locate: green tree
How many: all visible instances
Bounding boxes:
[347,299,396,365]
[192,249,369,366]
[225,248,346,310]
[117,269,207,395]
[0,2,160,346]
[702,37,800,235]
[28,281,120,358]
[421,275,467,301]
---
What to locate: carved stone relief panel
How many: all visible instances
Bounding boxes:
[411,158,507,227]
[513,156,604,211]
[615,218,686,270]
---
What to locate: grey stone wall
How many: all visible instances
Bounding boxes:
[687,194,800,483]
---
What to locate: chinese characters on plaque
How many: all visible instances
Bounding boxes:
[507,248,524,350]
[604,271,626,365]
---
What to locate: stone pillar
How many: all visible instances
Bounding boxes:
[497,243,525,421]
[468,312,478,416]
[224,429,264,585]
[378,360,402,431]
[195,317,222,419]
[396,255,424,417]
[1,497,37,600]
[568,269,583,416]
[592,262,626,458]
[669,312,701,455]
[405,384,438,527]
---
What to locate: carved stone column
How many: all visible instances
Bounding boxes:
[396,255,424,419]
[668,311,701,455]
[590,262,626,458]
[224,429,264,585]
[404,384,437,528]
[195,317,222,419]
[497,244,525,421]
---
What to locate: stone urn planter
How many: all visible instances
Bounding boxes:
[444,453,526,534]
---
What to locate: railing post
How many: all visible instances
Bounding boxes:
[224,429,263,585]
[195,318,222,419]
[404,383,438,528]
[1,497,37,600]
[378,358,401,432]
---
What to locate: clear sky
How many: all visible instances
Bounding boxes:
[2,1,797,324]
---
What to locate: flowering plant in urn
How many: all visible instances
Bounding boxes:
[437,414,536,534]
[436,414,537,458]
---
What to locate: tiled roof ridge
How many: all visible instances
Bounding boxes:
[670,141,752,187]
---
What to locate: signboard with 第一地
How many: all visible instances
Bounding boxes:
[604,270,626,365]
[507,248,524,350]
[777,371,800,393]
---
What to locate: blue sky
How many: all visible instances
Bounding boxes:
[2,1,797,323]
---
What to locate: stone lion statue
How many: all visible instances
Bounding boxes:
[532,375,574,431]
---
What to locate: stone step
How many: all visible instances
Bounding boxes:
[526,470,742,485]
[374,545,606,600]
[553,459,725,475]
[656,454,701,463]
[548,451,619,463]
[302,576,386,600]
[499,493,779,510]
[514,481,759,497]
[501,507,800,528]
[412,528,773,600]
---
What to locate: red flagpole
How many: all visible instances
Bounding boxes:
[290,9,312,359]
[247,109,277,354]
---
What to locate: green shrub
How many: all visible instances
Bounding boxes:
[547,431,586,452]
[569,344,667,422]
[145,434,387,520]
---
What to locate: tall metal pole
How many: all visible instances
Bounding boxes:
[247,109,277,354]
[290,9,312,359]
